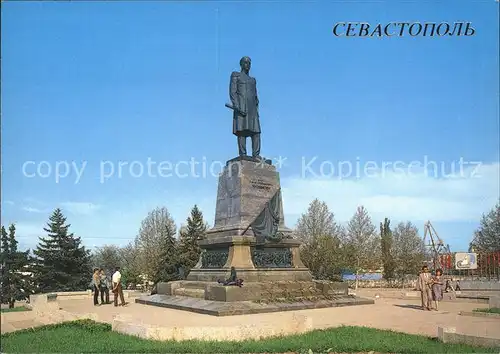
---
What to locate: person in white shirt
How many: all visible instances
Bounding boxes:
[111,267,125,307]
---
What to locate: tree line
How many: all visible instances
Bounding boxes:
[296,200,500,285]
[91,205,208,289]
[296,200,426,287]
[0,205,207,307]
[1,200,498,307]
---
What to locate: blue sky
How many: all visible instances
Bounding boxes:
[1,1,499,253]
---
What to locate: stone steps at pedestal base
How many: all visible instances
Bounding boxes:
[136,294,375,316]
[180,281,214,290]
[173,288,205,298]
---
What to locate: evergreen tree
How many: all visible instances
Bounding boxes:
[380,218,396,280]
[178,205,207,276]
[1,225,11,304]
[154,221,179,284]
[1,224,9,270]
[0,224,33,308]
[33,208,92,292]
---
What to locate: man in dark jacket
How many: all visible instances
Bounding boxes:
[99,268,110,304]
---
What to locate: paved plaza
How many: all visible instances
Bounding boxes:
[2,295,499,341]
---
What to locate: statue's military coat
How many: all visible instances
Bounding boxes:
[229,71,261,137]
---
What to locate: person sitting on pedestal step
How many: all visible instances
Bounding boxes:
[217,266,244,287]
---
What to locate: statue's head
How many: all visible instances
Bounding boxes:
[239,56,251,73]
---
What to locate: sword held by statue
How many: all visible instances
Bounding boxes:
[225,103,247,117]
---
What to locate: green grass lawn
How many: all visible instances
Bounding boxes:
[473,307,500,314]
[0,306,31,313]
[1,320,497,353]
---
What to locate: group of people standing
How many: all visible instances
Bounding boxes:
[417,265,444,311]
[91,267,126,307]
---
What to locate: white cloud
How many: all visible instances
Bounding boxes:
[15,200,101,216]
[14,222,44,238]
[60,202,101,216]
[10,222,44,250]
[19,198,49,213]
[2,200,15,206]
[22,206,46,213]
[281,162,499,223]
[22,197,45,205]
[5,222,51,251]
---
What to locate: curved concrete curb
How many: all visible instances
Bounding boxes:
[112,313,313,341]
[27,290,144,303]
[489,295,500,308]
[35,309,99,325]
[459,311,500,319]
[438,326,500,348]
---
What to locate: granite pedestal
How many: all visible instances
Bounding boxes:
[137,157,374,315]
[187,157,308,285]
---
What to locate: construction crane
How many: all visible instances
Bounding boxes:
[423,221,452,271]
